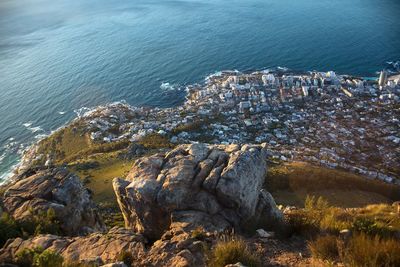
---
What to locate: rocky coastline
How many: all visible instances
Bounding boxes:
[0,68,400,266]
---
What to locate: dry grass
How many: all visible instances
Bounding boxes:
[341,233,400,267]
[69,153,132,204]
[310,233,400,267]
[209,238,260,267]
[308,235,339,262]
[36,123,131,165]
[287,196,400,238]
[267,162,400,207]
[36,123,91,164]
[191,226,206,240]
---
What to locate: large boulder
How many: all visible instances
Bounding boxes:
[2,168,106,235]
[113,143,283,240]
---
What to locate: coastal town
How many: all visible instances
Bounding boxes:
[32,68,400,185]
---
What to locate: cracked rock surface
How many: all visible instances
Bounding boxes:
[0,227,145,265]
[2,167,106,235]
[113,143,283,240]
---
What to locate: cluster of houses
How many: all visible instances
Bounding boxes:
[77,68,400,185]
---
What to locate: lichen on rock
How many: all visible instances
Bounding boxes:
[113,143,283,241]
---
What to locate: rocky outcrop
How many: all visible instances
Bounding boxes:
[113,143,283,240]
[2,168,106,235]
[0,227,145,265]
[0,226,212,267]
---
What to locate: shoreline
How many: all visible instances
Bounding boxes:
[1,66,400,185]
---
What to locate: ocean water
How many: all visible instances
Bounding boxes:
[0,0,400,181]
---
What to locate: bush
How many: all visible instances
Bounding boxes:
[286,210,321,237]
[16,247,63,267]
[16,247,42,267]
[308,235,339,261]
[0,209,61,247]
[191,226,206,240]
[287,196,331,237]
[117,250,133,266]
[305,195,330,211]
[33,249,63,267]
[350,217,396,238]
[18,208,61,236]
[209,239,260,267]
[0,212,21,247]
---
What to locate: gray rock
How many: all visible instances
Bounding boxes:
[3,168,105,235]
[256,229,274,238]
[0,227,145,265]
[216,149,267,219]
[113,143,282,240]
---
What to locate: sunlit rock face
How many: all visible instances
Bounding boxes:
[113,143,283,241]
[3,167,106,235]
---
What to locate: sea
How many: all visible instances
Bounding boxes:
[1,0,400,182]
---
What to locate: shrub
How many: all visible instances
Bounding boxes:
[305,195,329,211]
[16,247,63,267]
[350,217,396,238]
[16,247,41,267]
[17,208,61,236]
[287,196,330,236]
[0,209,61,247]
[34,208,61,235]
[0,212,21,247]
[33,249,63,267]
[319,209,352,233]
[286,210,321,237]
[191,226,206,240]
[117,250,134,266]
[308,235,339,261]
[209,239,260,267]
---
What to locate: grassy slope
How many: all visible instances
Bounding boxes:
[267,161,400,208]
[36,123,91,164]
[35,124,176,206]
[35,123,131,205]
[68,153,132,204]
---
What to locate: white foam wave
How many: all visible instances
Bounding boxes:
[34,134,48,140]
[160,82,181,91]
[58,111,66,115]
[23,122,43,133]
[0,153,5,164]
[277,66,289,72]
[74,106,92,118]
[3,141,17,151]
[0,164,17,185]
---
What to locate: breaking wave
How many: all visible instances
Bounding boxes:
[23,122,43,133]
[160,82,182,91]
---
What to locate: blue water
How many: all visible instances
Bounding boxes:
[1,0,400,181]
